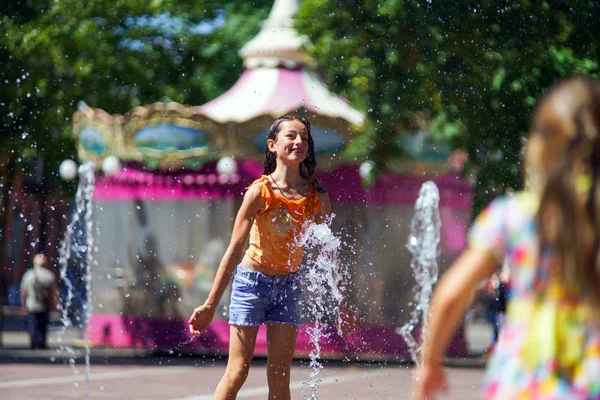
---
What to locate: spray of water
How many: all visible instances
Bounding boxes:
[398,181,441,365]
[296,216,349,400]
[166,336,200,355]
[56,161,96,398]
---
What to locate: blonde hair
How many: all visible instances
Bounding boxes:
[525,76,600,301]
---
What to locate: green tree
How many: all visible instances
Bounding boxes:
[1,0,273,177]
[0,0,273,257]
[296,0,600,213]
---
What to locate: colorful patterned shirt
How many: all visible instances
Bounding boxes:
[469,192,600,399]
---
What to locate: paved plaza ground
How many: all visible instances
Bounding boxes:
[0,312,489,399]
[0,356,485,400]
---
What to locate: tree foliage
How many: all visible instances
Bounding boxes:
[3,1,600,214]
[1,0,272,177]
[296,0,600,212]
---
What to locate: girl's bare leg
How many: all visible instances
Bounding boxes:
[266,322,299,400]
[214,325,259,400]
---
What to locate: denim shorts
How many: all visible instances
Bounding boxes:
[228,265,303,326]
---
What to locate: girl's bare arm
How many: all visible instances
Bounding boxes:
[422,247,499,365]
[188,184,264,334]
[205,185,264,307]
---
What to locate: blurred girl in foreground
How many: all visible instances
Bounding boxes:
[414,77,600,399]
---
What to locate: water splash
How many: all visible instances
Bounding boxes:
[296,216,349,400]
[165,336,200,355]
[398,181,441,365]
[56,162,96,399]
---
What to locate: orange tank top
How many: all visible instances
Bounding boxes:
[245,175,321,273]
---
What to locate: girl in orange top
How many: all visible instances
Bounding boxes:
[188,116,331,400]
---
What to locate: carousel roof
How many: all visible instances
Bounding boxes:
[239,0,308,69]
[73,0,365,169]
[198,0,365,126]
[197,67,364,126]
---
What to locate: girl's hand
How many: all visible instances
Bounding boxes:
[411,363,448,400]
[188,303,216,336]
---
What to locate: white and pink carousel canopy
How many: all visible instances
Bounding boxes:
[239,0,308,69]
[198,0,364,126]
[197,67,364,126]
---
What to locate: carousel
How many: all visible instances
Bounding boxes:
[71,0,471,358]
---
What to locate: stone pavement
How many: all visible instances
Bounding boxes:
[0,309,490,399]
[0,358,485,399]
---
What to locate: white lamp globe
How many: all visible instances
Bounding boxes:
[359,161,375,180]
[102,155,121,176]
[59,160,78,181]
[216,156,238,176]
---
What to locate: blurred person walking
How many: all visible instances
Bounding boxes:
[20,254,57,349]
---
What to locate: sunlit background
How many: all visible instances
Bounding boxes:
[1,0,599,398]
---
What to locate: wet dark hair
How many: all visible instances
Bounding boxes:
[262,116,326,193]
